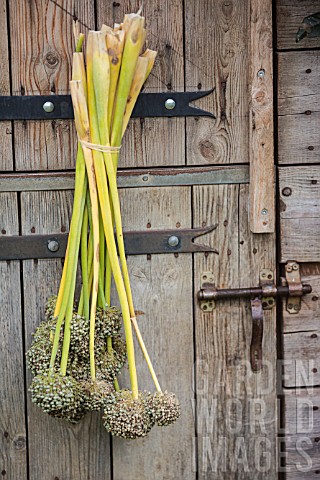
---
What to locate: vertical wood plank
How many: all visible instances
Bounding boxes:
[9,0,95,171]
[249,0,274,233]
[111,187,195,480]
[185,0,249,165]
[0,0,14,171]
[193,184,277,479]
[21,191,112,480]
[96,0,185,168]
[0,193,28,479]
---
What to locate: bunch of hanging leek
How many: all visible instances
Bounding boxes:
[27,10,180,438]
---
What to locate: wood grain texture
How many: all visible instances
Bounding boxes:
[278,51,320,116]
[0,0,13,171]
[112,186,194,480]
[0,193,28,479]
[279,166,320,262]
[277,0,320,50]
[249,0,274,233]
[277,51,320,164]
[96,0,185,168]
[282,273,320,334]
[9,0,94,171]
[185,0,249,165]
[193,184,277,479]
[20,190,112,480]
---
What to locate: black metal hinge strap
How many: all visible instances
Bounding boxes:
[0,90,214,121]
[0,225,218,261]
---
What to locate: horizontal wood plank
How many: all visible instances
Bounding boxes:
[277,0,320,50]
[279,166,320,262]
[278,52,320,116]
[0,165,250,192]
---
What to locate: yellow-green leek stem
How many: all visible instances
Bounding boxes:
[50,145,87,370]
[80,205,89,320]
[70,80,100,381]
[86,34,139,397]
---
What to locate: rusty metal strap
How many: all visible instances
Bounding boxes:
[0,225,218,260]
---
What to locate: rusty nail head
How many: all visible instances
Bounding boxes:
[282,187,292,197]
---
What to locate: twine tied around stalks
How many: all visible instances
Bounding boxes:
[80,139,121,153]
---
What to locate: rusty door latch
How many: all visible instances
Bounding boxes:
[197,262,312,372]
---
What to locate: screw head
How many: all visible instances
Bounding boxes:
[168,235,179,247]
[261,208,268,215]
[142,175,149,182]
[164,98,176,110]
[257,69,265,78]
[43,101,55,113]
[47,239,59,252]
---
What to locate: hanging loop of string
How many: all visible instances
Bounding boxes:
[80,139,121,153]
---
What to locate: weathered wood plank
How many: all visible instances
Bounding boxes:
[0,0,14,171]
[283,328,320,388]
[96,0,185,168]
[279,166,320,262]
[185,0,249,165]
[283,434,320,479]
[278,51,320,116]
[9,0,94,171]
[249,0,274,233]
[277,51,320,165]
[278,111,320,165]
[20,190,112,480]
[282,275,320,332]
[0,165,250,192]
[277,0,320,50]
[0,193,28,479]
[193,184,277,479]
[112,186,194,480]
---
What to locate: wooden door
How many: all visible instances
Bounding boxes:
[0,1,277,479]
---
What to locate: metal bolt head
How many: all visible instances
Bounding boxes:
[261,208,268,215]
[168,235,179,247]
[47,239,59,252]
[43,101,55,113]
[164,98,176,110]
[142,175,149,182]
[257,69,265,78]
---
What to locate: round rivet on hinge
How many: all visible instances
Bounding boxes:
[257,69,265,78]
[261,208,268,215]
[164,98,176,110]
[168,235,179,247]
[43,101,55,113]
[47,239,59,252]
[142,175,149,182]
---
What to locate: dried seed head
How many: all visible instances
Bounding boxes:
[145,391,181,427]
[95,306,122,337]
[103,390,152,439]
[29,372,85,423]
[81,379,114,411]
